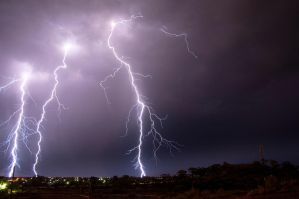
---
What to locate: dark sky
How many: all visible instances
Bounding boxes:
[0,0,298,177]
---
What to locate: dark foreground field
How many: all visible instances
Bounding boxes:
[1,160,299,199]
[2,187,299,199]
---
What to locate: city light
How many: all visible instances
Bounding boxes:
[0,182,8,190]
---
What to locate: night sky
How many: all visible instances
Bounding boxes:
[0,0,298,177]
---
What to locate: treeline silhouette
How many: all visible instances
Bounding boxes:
[1,160,299,198]
[103,160,299,192]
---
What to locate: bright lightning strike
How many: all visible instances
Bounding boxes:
[8,74,28,177]
[33,42,72,176]
[101,16,179,177]
[0,72,36,177]
[160,27,198,59]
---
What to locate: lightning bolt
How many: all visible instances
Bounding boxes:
[0,73,36,177]
[8,75,28,177]
[33,43,70,176]
[101,16,179,177]
[160,26,198,59]
[0,78,21,92]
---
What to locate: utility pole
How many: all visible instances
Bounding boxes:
[259,144,265,164]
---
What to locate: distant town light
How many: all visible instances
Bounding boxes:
[0,182,8,190]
